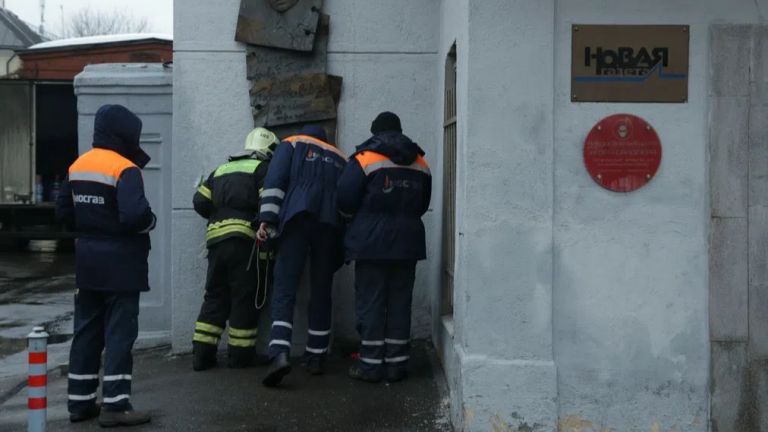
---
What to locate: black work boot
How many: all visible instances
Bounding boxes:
[385,367,408,383]
[98,409,151,428]
[227,347,255,369]
[305,355,325,376]
[69,404,100,423]
[262,352,291,387]
[192,343,217,371]
[348,363,383,383]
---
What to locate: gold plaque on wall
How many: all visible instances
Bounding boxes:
[571,25,689,103]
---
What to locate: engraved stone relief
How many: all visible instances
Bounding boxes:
[246,15,329,81]
[250,73,342,127]
[235,0,323,52]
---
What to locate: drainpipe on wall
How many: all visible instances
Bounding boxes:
[5,52,18,76]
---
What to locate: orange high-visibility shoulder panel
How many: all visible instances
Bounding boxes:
[355,151,389,169]
[285,135,347,159]
[69,148,137,186]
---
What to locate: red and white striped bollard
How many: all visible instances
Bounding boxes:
[27,326,49,432]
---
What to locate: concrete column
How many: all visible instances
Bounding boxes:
[75,64,174,347]
[455,1,557,430]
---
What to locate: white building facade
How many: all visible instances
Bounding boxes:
[173,1,768,430]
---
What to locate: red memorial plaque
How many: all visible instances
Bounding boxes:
[583,114,662,193]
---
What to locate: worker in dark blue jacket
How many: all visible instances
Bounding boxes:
[336,112,432,383]
[257,125,347,387]
[56,105,154,427]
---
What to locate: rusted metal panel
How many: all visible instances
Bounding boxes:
[571,25,689,103]
[236,0,323,52]
[17,43,173,81]
[246,14,329,81]
[250,73,341,127]
[583,113,662,193]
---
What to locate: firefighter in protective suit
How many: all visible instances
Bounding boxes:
[191,127,279,370]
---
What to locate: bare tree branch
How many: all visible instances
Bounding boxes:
[64,7,151,38]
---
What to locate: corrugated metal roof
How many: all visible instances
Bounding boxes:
[0,8,43,48]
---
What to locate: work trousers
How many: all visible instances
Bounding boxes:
[354,260,416,374]
[67,290,139,414]
[194,237,268,360]
[268,214,341,359]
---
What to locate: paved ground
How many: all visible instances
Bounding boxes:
[0,342,452,431]
[0,249,75,405]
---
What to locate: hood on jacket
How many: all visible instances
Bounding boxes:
[355,131,424,166]
[299,124,328,143]
[92,104,149,168]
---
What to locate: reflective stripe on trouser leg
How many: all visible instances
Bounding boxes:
[354,261,388,373]
[268,321,293,357]
[384,260,416,370]
[306,328,331,355]
[193,321,224,346]
[102,292,139,411]
[195,241,233,348]
[68,289,105,414]
[305,223,338,357]
[228,327,258,348]
[268,221,309,358]
[227,239,261,359]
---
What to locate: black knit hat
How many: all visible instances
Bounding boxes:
[370,111,402,134]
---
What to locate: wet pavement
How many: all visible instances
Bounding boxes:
[0,250,75,405]
[0,342,452,431]
[0,251,452,431]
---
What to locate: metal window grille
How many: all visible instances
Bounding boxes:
[441,45,457,316]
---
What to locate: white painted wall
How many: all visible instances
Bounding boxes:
[554,2,766,431]
[0,49,21,76]
[171,0,439,353]
[434,1,768,431]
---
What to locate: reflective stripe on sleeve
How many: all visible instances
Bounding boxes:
[197,184,212,200]
[361,340,384,346]
[261,188,285,199]
[385,338,409,345]
[305,347,328,354]
[385,356,410,363]
[269,340,291,347]
[361,357,383,365]
[272,321,293,329]
[260,203,281,215]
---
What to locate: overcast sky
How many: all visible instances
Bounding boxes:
[4,0,173,37]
